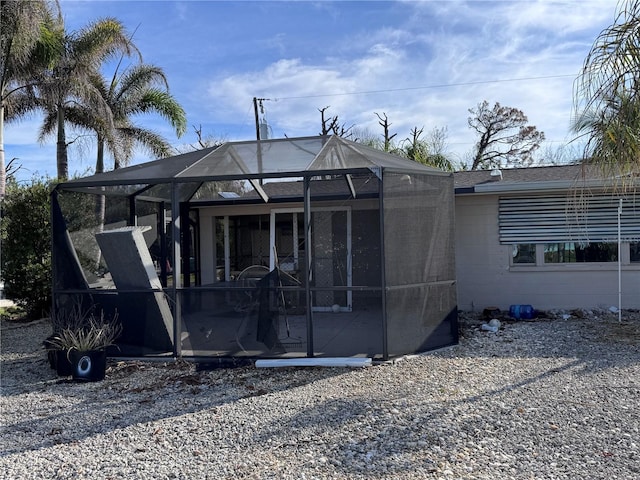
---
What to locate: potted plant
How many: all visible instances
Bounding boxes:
[45,302,90,377]
[44,335,74,377]
[46,305,121,382]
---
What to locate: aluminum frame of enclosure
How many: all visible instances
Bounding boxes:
[52,135,458,361]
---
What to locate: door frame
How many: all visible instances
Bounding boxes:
[270,206,352,312]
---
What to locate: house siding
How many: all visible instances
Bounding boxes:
[455,194,640,311]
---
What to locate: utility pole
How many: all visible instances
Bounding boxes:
[253,97,262,141]
[253,97,271,141]
[253,97,266,181]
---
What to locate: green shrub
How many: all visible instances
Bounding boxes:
[1,178,52,319]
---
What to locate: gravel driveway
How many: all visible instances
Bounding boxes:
[1,310,639,479]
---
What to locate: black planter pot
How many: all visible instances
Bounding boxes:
[44,337,72,377]
[69,349,107,382]
[55,350,74,377]
[46,346,74,376]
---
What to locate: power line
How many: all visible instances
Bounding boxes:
[273,74,576,101]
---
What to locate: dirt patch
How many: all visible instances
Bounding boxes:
[592,319,640,344]
[458,308,640,344]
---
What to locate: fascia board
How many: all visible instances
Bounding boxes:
[473,178,610,193]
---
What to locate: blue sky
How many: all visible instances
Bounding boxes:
[5,0,619,182]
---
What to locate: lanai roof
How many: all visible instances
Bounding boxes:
[54,135,450,205]
[58,135,443,191]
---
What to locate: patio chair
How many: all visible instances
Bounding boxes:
[234,265,270,312]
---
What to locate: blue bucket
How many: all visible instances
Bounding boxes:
[509,304,535,320]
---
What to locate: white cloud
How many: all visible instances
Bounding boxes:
[11,0,623,177]
[199,0,616,166]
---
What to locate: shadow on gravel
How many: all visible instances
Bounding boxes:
[243,351,638,478]
[0,324,351,457]
[2,313,638,475]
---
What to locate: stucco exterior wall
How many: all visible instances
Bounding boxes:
[455,194,640,311]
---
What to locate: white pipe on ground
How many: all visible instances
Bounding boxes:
[255,358,372,368]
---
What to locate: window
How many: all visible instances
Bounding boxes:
[544,242,618,263]
[512,244,536,264]
[631,242,640,263]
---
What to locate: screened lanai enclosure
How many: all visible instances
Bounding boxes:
[52,135,457,361]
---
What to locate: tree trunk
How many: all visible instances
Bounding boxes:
[56,106,68,180]
[94,136,106,270]
[0,101,6,197]
[95,137,106,223]
[0,102,5,296]
[472,130,491,170]
[95,135,105,174]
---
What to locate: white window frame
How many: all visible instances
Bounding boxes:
[509,242,637,268]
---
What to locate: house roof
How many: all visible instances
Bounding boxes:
[453,164,614,194]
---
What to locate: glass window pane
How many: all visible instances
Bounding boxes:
[544,243,572,263]
[631,242,640,263]
[512,244,536,264]
[544,242,617,263]
[577,242,617,262]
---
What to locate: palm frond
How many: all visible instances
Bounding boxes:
[137,89,187,136]
[115,64,169,103]
[573,0,640,187]
[71,17,141,70]
[116,125,173,161]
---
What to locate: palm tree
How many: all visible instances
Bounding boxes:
[573,92,640,178]
[0,0,61,195]
[97,63,186,171]
[574,0,640,183]
[63,62,186,268]
[51,62,186,174]
[29,17,140,180]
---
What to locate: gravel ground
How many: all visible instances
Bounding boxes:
[1,310,639,480]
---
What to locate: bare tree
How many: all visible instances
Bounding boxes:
[191,124,225,150]
[171,124,227,154]
[425,126,449,158]
[402,126,454,171]
[319,110,455,170]
[536,143,583,166]
[318,106,352,137]
[174,125,242,199]
[374,112,397,152]
[406,126,425,157]
[350,126,383,149]
[468,101,545,170]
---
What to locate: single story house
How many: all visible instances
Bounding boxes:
[454,164,640,312]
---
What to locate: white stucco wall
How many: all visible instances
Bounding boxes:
[455,194,640,311]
